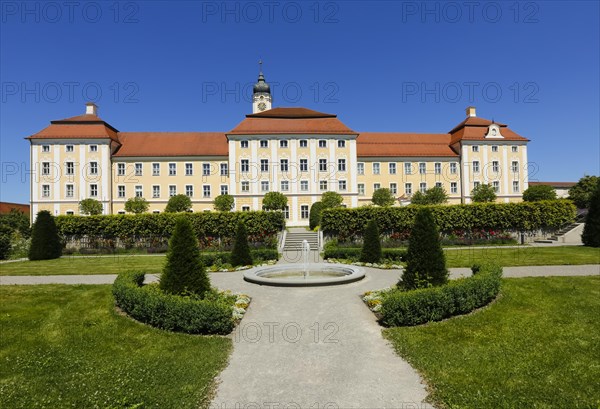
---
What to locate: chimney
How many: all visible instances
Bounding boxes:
[466,106,476,117]
[85,102,98,116]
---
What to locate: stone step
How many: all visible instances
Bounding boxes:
[534,239,555,244]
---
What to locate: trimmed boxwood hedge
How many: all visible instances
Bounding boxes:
[202,249,279,266]
[321,200,576,239]
[380,263,502,327]
[323,247,406,262]
[113,271,234,335]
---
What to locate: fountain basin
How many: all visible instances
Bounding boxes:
[243,263,365,287]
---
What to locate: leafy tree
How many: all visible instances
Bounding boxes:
[400,207,448,289]
[165,194,192,213]
[569,175,599,208]
[28,210,62,261]
[582,179,600,247]
[0,224,12,260]
[471,184,497,203]
[0,208,30,237]
[214,194,235,211]
[231,221,252,267]
[309,201,324,230]
[522,185,557,202]
[124,197,149,214]
[321,191,343,209]
[410,191,427,205]
[410,187,448,205]
[360,219,382,263]
[372,188,396,207]
[79,198,103,215]
[262,192,288,211]
[159,216,210,297]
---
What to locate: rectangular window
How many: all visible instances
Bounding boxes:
[450,182,457,194]
[512,161,519,173]
[389,163,396,175]
[186,185,194,197]
[152,163,160,176]
[419,162,426,174]
[66,184,74,198]
[492,161,499,173]
[42,145,50,153]
[66,145,74,152]
[357,163,364,175]
[135,185,143,198]
[404,162,412,175]
[405,183,412,195]
[338,159,346,172]
[90,162,98,175]
[90,145,98,152]
[261,159,269,172]
[280,159,289,172]
[435,182,442,188]
[220,163,228,176]
[338,180,347,191]
[260,140,268,148]
[493,181,500,193]
[281,180,289,191]
[358,183,365,196]
[153,185,160,198]
[169,163,176,176]
[42,162,50,176]
[90,184,98,197]
[185,163,193,176]
[434,163,441,175]
[338,140,345,148]
[203,185,211,198]
[261,181,269,192]
[220,185,228,195]
[390,183,397,195]
[373,163,380,175]
[241,140,249,148]
[320,180,328,191]
[492,145,499,152]
[299,139,308,148]
[301,205,309,219]
[474,181,481,189]
[374,183,381,191]
[280,140,288,148]
[241,181,249,192]
[66,211,74,215]
[118,185,125,198]
[513,181,520,193]
[512,146,518,153]
[450,162,457,174]
[472,146,479,152]
[242,206,250,212]
[202,163,210,176]
[169,185,176,197]
[319,159,327,172]
[241,159,249,173]
[419,182,427,193]
[283,206,290,219]
[300,180,309,191]
[117,163,125,176]
[132,163,141,176]
[42,184,50,197]
[473,161,480,173]
[300,159,308,172]
[318,140,327,148]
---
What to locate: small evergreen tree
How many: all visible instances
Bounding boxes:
[160,216,210,297]
[400,207,448,289]
[124,197,149,214]
[0,225,12,260]
[262,192,288,211]
[165,194,192,213]
[309,201,324,230]
[79,198,103,215]
[360,219,382,263]
[214,194,234,211]
[28,210,62,261]
[582,179,600,247]
[231,221,252,267]
[471,184,497,203]
[372,188,396,207]
[522,185,557,201]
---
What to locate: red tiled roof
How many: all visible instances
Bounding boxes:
[0,202,30,214]
[26,113,119,142]
[357,133,458,157]
[449,116,528,145]
[229,107,356,135]
[113,132,228,157]
[529,181,576,188]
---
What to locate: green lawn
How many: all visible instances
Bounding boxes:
[444,245,600,268]
[0,285,231,408]
[384,276,600,409]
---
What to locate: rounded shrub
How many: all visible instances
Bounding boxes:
[231,221,252,267]
[309,201,324,230]
[28,210,62,261]
[582,179,600,247]
[0,224,12,260]
[360,219,382,263]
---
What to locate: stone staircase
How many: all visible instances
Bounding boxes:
[283,230,319,251]
[534,223,583,244]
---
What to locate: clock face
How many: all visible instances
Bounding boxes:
[258,102,267,111]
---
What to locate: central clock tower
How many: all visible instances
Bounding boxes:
[252,61,272,113]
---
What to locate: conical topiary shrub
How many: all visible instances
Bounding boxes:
[582,179,600,247]
[360,219,382,263]
[400,207,448,289]
[231,221,252,267]
[160,216,210,297]
[28,210,62,261]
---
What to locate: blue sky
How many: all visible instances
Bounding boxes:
[1,0,598,204]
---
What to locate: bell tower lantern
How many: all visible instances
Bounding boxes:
[252,60,272,113]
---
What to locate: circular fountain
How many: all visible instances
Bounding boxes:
[243,239,365,287]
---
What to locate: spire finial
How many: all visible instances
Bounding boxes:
[258,59,263,74]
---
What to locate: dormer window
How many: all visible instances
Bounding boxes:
[485,123,503,138]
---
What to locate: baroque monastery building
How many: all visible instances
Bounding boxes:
[28,70,529,226]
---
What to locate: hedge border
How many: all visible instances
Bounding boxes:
[113,271,234,335]
[323,248,406,262]
[380,263,502,327]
